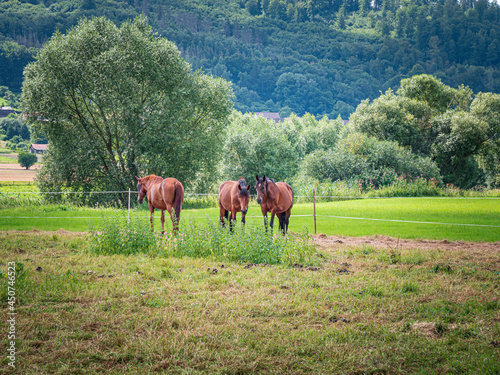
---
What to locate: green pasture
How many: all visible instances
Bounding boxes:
[0,197,499,242]
[0,154,16,163]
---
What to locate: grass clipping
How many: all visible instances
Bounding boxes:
[89,216,316,266]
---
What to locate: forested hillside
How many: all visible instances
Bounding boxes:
[1,0,500,118]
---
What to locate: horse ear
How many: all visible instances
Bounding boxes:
[238,184,242,191]
[255,175,259,181]
[135,176,140,181]
[247,184,251,191]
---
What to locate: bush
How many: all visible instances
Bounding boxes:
[298,133,442,188]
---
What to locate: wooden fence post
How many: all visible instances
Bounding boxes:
[128,188,131,223]
[313,188,317,235]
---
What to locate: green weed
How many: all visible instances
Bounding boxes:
[88,216,316,266]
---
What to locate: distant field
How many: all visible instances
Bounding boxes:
[0,154,17,163]
[1,198,499,242]
[0,163,40,181]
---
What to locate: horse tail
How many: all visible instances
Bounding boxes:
[173,181,184,223]
[288,184,294,209]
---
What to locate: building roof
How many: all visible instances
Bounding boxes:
[0,107,17,118]
[30,144,49,151]
[255,112,282,123]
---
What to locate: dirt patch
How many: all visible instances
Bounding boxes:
[313,233,500,252]
[0,163,41,181]
[3,229,88,236]
[4,229,500,253]
[411,322,446,338]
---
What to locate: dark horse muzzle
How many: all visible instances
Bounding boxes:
[256,198,262,204]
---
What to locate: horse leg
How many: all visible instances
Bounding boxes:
[149,205,154,232]
[278,212,285,234]
[263,213,268,232]
[166,204,177,233]
[285,210,291,234]
[219,203,226,227]
[241,213,246,226]
[161,210,165,234]
[229,211,236,233]
[270,210,276,234]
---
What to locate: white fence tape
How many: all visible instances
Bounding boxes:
[1,190,499,229]
[314,215,500,228]
[2,191,500,199]
[1,214,499,228]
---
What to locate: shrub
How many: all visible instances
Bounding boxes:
[298,133,442,189]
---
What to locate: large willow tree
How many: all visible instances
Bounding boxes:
[22,16,233,203]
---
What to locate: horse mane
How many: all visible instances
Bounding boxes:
[141,174,163,187]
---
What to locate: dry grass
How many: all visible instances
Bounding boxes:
[0,231,499,374]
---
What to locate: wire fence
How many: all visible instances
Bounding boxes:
[1,189,499,231]
[3,190,500,199]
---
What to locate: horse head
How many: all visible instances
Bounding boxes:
[255,175,269,205]
[237,179,251,215]
[136,176,147,204]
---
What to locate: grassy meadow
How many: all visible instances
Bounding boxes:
[0,195,499,242]
[1,183,499,374]
[0,230,499,374]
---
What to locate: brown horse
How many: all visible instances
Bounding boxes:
[218,179,251,229]
[255,175,293,234]
[136,175,184,233]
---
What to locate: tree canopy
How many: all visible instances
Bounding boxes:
[220,111,345,184]
[299,132,441,188]
[18,152,38,170]
[22,16,233,202]
[349,74,500,188]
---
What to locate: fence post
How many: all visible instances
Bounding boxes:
[313,188,317,235]
[128,188,131,223]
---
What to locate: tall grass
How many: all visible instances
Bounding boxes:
[88,216,317,266]
[181,194,218,209]
[89,216,163,256]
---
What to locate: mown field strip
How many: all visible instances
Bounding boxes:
[1,198,499,241]
[3,214,499,227]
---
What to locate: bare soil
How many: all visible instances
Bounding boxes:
[0,163,40,181]
[313,233,500,253]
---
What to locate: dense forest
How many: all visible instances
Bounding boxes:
[1,0,500,118]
